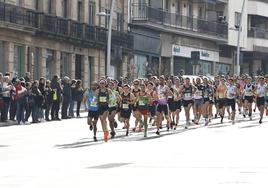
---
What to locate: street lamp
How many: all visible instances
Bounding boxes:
[236,0,246,76]
[96,0,115,78]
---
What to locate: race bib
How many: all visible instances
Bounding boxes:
[185,93,191,98]
[109,100,117,107]
[139,100,145,106]
[91,101,97,107]
[122,103,129,109]
[99,96,107,103]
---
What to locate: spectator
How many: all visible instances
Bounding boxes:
[16,80,27,125]
[61,76,71,119]
[1,76,12,122]
[75,80,84,118]
[38,77,46,121]
[32,80,44,123]
[45,80,53,121]
[24,72,31,83]
[68,79,77,118]
[51,75,62,121]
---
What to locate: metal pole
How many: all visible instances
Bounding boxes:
[107,0,114,78]
[236,0,246,76]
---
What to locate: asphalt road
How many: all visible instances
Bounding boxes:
[0,110,268,188]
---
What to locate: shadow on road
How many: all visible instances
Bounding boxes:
[54,125,205,149]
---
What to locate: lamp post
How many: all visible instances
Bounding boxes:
[97,0,115,78]
[236,0,246,76]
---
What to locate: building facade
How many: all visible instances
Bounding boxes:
[129,0,229,78]
[0,0,133,87]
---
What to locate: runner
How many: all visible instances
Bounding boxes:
[137,83,150,137]
[193,77,204,125]
[97,79,111,142]
[172,77,182,130]
[256,76,266,124]
[217,78,227,123]
[226,78,237,124]
[120,84,135,136]
[147,82,157,127]
[83,81,99,142]
[108,80,121,139]
[202,78,213,125]
[131,80,141,132]
[155,76,170,135]
[181,77,195,129]
[243,77,254,120]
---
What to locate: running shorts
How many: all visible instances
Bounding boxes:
[226,98,236,111]
[88,110,99,120]
[244,96,254,103]
[257,97,265,107]
[156,104,169,116]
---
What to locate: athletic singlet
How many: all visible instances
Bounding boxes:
[203,84,211,99]
[86,89,98,111]
[138,92,149,109]
[183,85,193,101]
[157,85,168,105]
[109,89,118,108]
[194,85,204,100]
[121,93,131,110]
[256,84,265,98]
[227,85,236,99]
[98,89,109,106]
[244,84,254,97]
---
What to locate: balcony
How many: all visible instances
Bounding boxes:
[247,27,268,52]
[131,4,228,43]
[0,2,133,50]
[248,27,268,39]
[0,2,39,30]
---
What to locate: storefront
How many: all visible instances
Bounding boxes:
[172,44,219,75]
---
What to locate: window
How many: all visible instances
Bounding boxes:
[77,0,83,22]
[16,0,22,6]
[198,7,203,19]
[117,12,123,31]
[0,41,5,73]
[63,0,68,18]
[235,12,241,28]
[14,45,25,77]
[165,0,170,11]
[105,9,110,29]
[47,0,53,14]
[188,3,193,17]
[88,1,95,25]
[33,0,39,10]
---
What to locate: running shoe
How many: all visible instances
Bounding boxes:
[114,122,118,128]
[110,132,116,139]
[93,136,98,142]
[104,131,109,142]
[156,131,160,135]
[126,131,129,136]
[259,118,262,124]
[89,125,93,131]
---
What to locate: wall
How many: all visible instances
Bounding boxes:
[227,0,248,48]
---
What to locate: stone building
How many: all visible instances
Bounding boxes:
[0,0,133,87]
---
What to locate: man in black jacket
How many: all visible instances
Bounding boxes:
[61,76,71,119]
[51,75,62,121]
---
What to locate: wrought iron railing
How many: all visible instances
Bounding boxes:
[248,27,268,39]
[131,4,228,39]
[0,2,133,49]
[0,2,39,28]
